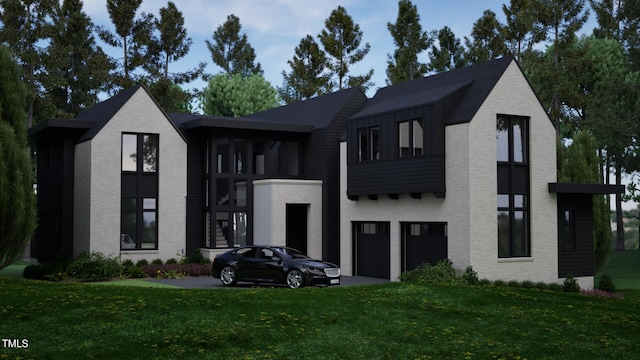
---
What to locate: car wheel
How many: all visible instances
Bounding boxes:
[286,269,305,289]
[220,266,237,286]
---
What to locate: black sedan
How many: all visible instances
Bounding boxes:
[211,246,341,289]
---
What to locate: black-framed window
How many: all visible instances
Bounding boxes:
[398,119,423,157]
[560,209,576,251]
[121,133,159,250]
[497,115,530,258]
[358,126,380,162]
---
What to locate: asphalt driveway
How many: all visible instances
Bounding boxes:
[145,275,389,288]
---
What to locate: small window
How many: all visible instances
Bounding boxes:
[398,119,424,157]
[357,126,380,162]
[122,134,137,171]
[561,209,576,251]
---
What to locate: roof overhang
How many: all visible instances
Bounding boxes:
[27,118,95,144]
[548,182,625,194]
[179,117,313,133]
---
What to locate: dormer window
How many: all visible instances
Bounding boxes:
[358,126,379,161]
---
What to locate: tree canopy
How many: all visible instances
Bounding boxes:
[206,14,262,76]
[201,73,278,117]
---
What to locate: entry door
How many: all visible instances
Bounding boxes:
[286,204,308,253]
[354,222,390,279]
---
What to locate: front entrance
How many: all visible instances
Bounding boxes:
[353,222,390,279]
[286,204,308,254]
[401,222,448,272]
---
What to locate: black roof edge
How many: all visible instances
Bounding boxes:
[548,182,625,194]
[180,117,313,133]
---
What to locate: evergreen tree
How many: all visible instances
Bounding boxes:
[0,0,56,127]
[428,26,467,73]
[279,35,331,104]
[464,10,509,64]
[144,1,205,111]
[201,73,278,117]
[97,0,155,89]
[502,0,547,59]
[0,45,37,270]
[318,5,374,91]
[386,0,432,85]
[558,131,612,271]
[41,0,113,120]
[206,14,262,76]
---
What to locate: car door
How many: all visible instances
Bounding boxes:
[253,248,285,282]
[233,247,258,280]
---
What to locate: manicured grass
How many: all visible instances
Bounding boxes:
[1,278,639,359]
[0,260,30,279]
[596,250,640,289]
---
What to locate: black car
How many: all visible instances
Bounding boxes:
[211,246,341,289]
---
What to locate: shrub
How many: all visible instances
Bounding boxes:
[492,279,506,287]
[534,282,549,291]
[151,258,164,265]
[521,280,535,289]
[143,263,212,278]
[562,274,580,293]
[597,274,616,293]
[23,263,56,280]
[507,280,521,288]
[462,266,479,285]
[400,259,464,285]
[135,259,149,268]
[547,283,563,292]
[165,258,178,265]
[66,252,121,280]
[121,259,134,268]
[186,249,210,265]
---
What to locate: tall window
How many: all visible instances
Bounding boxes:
[398,119,423,157]
[121,133,159,250]
[497,115,530,258]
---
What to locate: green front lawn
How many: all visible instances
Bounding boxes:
[1,278,639,359]
[596,250,640,289]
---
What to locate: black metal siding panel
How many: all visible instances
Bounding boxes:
[347,156,446,196]
[557,194,595,277]
[185,132,205,256]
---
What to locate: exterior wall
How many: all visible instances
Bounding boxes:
[253,179,323,260]
[75,88,187,261]
[468,61,558,284]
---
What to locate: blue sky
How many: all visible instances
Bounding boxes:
[83,0,533,97]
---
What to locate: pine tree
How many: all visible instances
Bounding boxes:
[206,14,262,76]
[502,0,547,59]
[318,5,374,91]
[0,45,37,270]
[0,0,56,127]
[428,26,467,73]
[41,0,113,120]
[386,0,432,85]
[97,0,155,89]
[279,35,331,104]
[464,10,509,64]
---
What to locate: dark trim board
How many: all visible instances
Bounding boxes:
[549,182,624,195]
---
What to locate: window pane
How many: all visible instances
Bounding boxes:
[205,212,211,247]
[497,210,510,257]
[141,212,156,249]
[513,119,526,163]
[121,212,136,249]
[269,141,281,175]
[358,128,368,161]
[216,179,229,205]
[497,194,509,208]
[561,210,576,251]
[122,198,136,211]
[286,142,299,176]
[143,198,156,210]
[513,211,529,256]
[143,135,158,172]
[235,180,247,206]
[233,212,247,247]
[253,141,265,174]
[234,140,246,174]
[413,119,423,155]
[399,121,410,157]
[216,212,229,247]
[514,194,526,208]
[496,117,509,162]
[370,127,380,160]
[216,139,229,173]
[122,134,137,171]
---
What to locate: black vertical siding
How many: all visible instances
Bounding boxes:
[185,131,205,256]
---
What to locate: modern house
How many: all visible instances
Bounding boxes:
[29,56,622,288]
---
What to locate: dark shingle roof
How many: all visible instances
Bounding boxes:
[351,56,515,124]
[246,87,366,128]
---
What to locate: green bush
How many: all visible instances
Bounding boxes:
[462,266,479,285]
[66,252,121,280]
[151,258,164,265]
[186,249,210,264]
[23,263,56,280]
[165,258,178,265]
[135,259,149,268]
[562,274,581,293]
[597,274,616,293]
[400,259,464,285]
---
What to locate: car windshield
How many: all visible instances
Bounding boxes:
[274,247,311,260]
